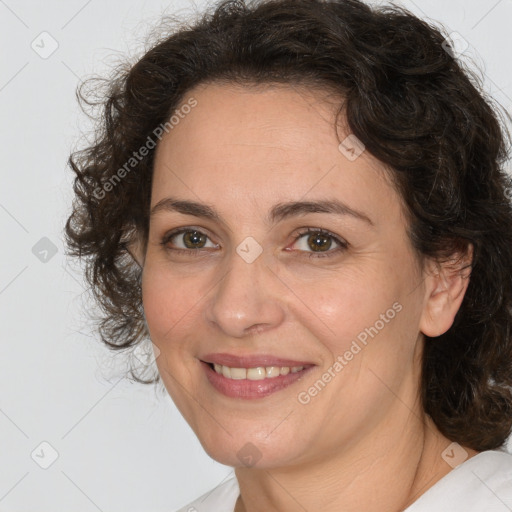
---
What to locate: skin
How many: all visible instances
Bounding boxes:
[133,82,476,512]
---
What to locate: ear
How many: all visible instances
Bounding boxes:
[419,243,473,338]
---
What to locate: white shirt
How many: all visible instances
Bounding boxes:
[175,449,512,511]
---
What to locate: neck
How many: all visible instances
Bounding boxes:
[234,414,477,512]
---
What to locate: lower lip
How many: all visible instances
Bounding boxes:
[201,361,315,399]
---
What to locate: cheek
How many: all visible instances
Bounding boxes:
[141,264,200,342]
[294,265,402,348]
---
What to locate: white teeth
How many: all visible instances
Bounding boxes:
[265,366,281,378]
[211,364,305,379]
[247,367,266,380]
[229,367,247,380]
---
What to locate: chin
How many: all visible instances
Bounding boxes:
[197,429,300,469]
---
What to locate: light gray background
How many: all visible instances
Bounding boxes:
[1,0,511,511]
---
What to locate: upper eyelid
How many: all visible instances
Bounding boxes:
[162,226,346,248]
[162,226,217,242]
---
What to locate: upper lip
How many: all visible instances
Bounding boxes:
[200,353,315,368]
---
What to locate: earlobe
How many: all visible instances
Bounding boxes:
[419,243,473,338]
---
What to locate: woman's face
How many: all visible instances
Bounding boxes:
[141,82,434,468]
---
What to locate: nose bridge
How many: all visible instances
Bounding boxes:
[205,245,285,336]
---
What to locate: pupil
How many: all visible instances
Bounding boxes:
[184,231,206,248]
[308,233,331,252]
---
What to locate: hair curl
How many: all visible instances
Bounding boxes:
[65,0,512,451]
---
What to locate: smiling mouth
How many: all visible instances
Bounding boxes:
[205,361,310,380]
[200,360,315,399]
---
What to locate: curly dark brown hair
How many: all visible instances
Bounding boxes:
[65,0,512,451]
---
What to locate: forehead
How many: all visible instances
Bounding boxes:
[151,81,400,223]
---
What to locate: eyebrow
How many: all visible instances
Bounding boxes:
[150,197,374,227]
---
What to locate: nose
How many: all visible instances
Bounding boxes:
[204,247,286,338]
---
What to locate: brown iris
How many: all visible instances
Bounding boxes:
[183,230,207,249]
[307,232,332,252]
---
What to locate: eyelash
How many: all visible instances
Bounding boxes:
[160,227,348,259]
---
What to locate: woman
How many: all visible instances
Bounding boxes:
[65,0,512,510]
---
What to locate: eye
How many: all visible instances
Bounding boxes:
[160,227,347,259]
[161,228,218,254]
[290,228,348,258]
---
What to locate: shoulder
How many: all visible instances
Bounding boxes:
[174,475,240,512]
[407,449,512,512]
